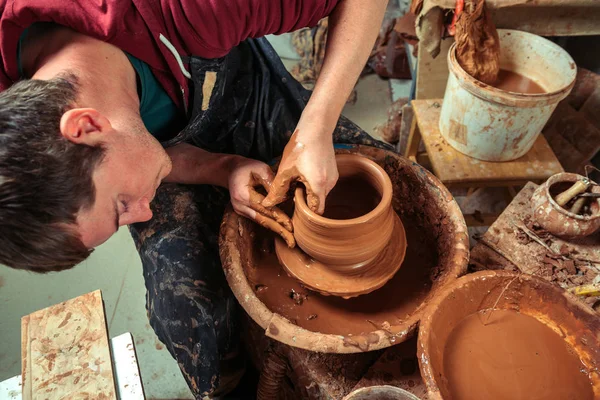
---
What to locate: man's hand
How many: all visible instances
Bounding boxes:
[228,156,295,247]
[262,128,337,215]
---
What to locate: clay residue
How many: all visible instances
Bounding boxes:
[494,70,546,94]
[248,214,436,336]
[443,309,594,400]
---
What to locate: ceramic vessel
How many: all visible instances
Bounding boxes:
[293,154,396,271]
[418,270,600,400]
[531,173,600,238]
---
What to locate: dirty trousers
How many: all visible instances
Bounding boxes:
[128,38,392,398]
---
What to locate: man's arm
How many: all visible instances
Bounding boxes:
[164,143,295,246]
[263,0,388,214]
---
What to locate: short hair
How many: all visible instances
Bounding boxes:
[0,74,105,272]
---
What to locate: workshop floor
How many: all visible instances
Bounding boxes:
[0,35,409,399]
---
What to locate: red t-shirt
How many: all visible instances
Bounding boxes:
[0,0,340,110]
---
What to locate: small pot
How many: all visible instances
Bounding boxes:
[293,154,396,271]
[531,173,600,238]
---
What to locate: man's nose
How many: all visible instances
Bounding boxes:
[119,198,153,226]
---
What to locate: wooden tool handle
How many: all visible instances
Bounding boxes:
[570,197,588,215]
[555,181,589,207]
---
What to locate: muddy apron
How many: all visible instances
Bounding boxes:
[129,37,392,398]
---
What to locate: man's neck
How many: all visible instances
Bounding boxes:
[23,25,141,126]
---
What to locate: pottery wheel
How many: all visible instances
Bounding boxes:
[275,213,407,298]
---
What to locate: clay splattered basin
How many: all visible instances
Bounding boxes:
[418,270,600,400]
[220,146,469,353]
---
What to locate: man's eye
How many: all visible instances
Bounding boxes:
[120,201,129,213]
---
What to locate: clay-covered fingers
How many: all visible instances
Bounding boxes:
[261,166,298,208]
[232,201,295,248]
[253,212,296,248]
[300,178,324,215]
[248,189,293,232]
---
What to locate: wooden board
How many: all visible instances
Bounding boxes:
[470,183,600,292]
[412,99,564,187]
[21,290,117,400]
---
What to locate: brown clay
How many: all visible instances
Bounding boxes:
[531,173,600,238]
[258,216,429,335]
[220,145,470,353]
[493,69,546,94]
[418,270,600,400]
[444,310,593,400]
[276,154,407,297]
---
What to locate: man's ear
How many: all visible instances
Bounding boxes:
[59,108,112,145]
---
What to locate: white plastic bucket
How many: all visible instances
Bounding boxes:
[439,29,576,161]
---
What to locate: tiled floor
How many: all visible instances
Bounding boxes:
[0,35,410,398]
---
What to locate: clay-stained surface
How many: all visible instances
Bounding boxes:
[21,290,116,400]
[418,271,600,400]
[220,145,469,354]
[471,183,600,301]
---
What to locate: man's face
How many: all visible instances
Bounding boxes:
[72,118,172,248]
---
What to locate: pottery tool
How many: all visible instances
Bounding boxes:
[555,179,590,207]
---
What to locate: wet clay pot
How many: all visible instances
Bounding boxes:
[275,154,407,297]
[532,173,600,238]
[342,385,421,400]
[418,270,600,400]
[220,146,469,354]
[293,154,396,270]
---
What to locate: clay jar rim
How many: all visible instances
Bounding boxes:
[293,154,393,228]
[544,173,600,221]
[447,29,576,108]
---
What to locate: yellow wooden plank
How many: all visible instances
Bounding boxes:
[21,290,116,400]
[412,99,564,186]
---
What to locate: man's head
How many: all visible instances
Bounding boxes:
[0,74,171,272]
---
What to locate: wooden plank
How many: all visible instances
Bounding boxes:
[21,290,117,400]
[412,99,564,186]
[415,38,453,100]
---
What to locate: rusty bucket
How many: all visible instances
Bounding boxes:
[418,270,600,400]
[220,145,469,354]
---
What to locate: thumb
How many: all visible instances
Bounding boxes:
[262,167,297,208]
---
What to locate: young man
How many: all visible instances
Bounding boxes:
[0,0,389,397]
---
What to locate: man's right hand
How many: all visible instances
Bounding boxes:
[227,156,295,247]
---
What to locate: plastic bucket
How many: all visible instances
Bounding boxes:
[343,386,421,400]
[439,29,576,161]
